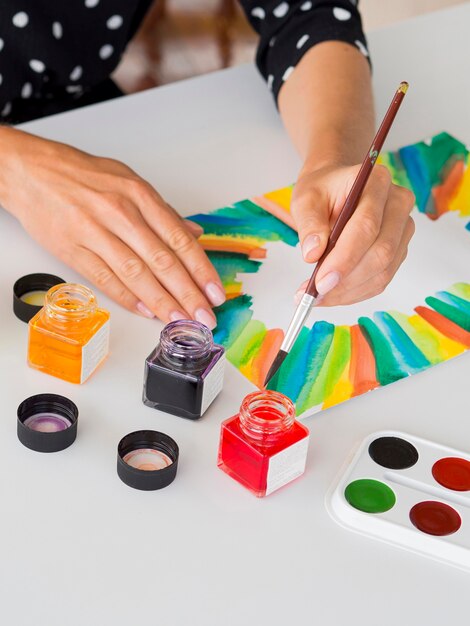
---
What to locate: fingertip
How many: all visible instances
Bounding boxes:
[184,219,204,237]
[136,301,156,319]
[205,281,226,307]
[194,307,217,330]
[301,234,322,262]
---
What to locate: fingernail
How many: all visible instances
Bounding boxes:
[195,307,217,330]
[205,281,226,306]
[185,219,204,237]
[169,310,187,322]
[136,302,155,319]
[316,271,340,295]
[301,234,321,261]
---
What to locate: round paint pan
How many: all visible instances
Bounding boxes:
[17,393,78,452]
[13,273,65,323]
[117,430,179,491]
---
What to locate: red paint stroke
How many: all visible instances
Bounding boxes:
[349,324,379,396]
[431,160,465,219]
[251,328,284,389]
[415,305,470,348]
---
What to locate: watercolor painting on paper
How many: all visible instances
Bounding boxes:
[189,132,470,418]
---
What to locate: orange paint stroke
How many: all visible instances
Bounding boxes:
[415,305,470,348]
[349,324,379,396]
[201,236,266,259]
[250,328,284,389]
[252,196,297,230]
[432,159,465,218]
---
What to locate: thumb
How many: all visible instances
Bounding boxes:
[291,187,331,263]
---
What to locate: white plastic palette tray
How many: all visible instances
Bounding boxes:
[326,431,470,572]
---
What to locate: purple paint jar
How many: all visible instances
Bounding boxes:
[143,320,225,419]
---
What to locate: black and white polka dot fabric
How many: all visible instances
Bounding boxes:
[0,1,368,124]
[0,0,152,123]
[242,0,369,103]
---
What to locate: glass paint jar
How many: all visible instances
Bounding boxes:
[217,390,309,497]
[143,320,225,420]
[28,283,110,384]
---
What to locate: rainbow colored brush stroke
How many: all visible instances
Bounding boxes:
[379,131,470,230]
[189,133,470,416]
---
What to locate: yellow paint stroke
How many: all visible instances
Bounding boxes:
[323,360,354,409]
[263,186,293,212]
[448,155,470,217]
[407,314,466,360]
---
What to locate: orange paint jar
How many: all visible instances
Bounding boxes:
[28,283,110,384]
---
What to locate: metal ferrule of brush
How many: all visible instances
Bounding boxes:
[280,293,316,353]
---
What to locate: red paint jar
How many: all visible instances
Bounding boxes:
[217,390,309,497]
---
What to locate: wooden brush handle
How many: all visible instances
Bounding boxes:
[306,81,409,299]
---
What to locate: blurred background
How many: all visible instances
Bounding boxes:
[114,0,466,93]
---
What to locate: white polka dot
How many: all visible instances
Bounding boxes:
[273,2,289,18]
[251,7,265,19]
[66,85,83,93]
[85,0,100,7]
[12,11,29,28]
[52,21,63,39]
[282,66,294,82]
[300,1,312,10]
[269,36,276,47]
[29,59,46,73]
[1,101,12,117]
[70,66,83,81]
[107,15,123,30]
[99,44,114,60]
[355,40,368,57]
[333,7,352,20]
[0,39,4,52]
[267,75,274,90]
[296,34,310,49]
[21,82,32,98]
[0,75,2,86]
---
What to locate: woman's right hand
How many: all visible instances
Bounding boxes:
[0,127,225,328]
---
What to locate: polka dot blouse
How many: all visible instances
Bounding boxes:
[0,1,369,123]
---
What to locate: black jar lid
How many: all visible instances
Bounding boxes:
[17,393,78,453]
[13,273,65,323]
[117,430,179,491]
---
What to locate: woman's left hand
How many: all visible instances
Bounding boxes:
[292,162,416,306]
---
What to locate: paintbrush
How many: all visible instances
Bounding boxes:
[264,81,409,386]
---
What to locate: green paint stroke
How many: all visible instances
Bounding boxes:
[380,151,411,189]
[189,199,298,247]
[226,319,266,370]
[436,291,470,317]
[425,296,470,332]
[267,326,311,400]
[207,251,261,288]
[359,317,409,385]
[213,295,253,348]
[387,311,444,366]
[448,283,470,302]
[295,323,344,414]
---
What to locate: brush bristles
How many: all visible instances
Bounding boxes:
[264,350,288,387]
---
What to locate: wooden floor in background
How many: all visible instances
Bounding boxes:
[114,0,257,94]
[113,0,467,94]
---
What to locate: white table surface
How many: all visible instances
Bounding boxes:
[1,5,470,625]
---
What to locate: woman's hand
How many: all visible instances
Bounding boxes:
[292,162,416,306]
[0,127,225,328]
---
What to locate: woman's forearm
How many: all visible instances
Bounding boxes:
[278,41,374,172]
[277,40,415,307]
